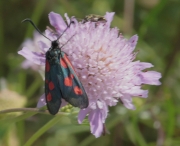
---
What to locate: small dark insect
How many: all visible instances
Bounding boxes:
[82,14,107,25]
[22,18,89,115]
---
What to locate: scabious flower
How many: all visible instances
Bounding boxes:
[18,12,161,138]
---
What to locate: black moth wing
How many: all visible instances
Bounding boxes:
[45,52,63,115]
[58,52,89,109]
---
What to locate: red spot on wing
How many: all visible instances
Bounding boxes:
[74,86,83,95]
[64,77,72,86]
[60,58,67,68]
[49,81,55,90]
[63,54,75,71]
[63,54,79,77]
[47,92,52,101]
[46,60,50,72]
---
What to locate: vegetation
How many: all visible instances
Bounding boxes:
[0,0,180,146]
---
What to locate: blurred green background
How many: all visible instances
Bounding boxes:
[0,0,180,146]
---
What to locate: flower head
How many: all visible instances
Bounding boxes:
[18,12,161,138]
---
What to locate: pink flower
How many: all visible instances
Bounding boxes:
[19,31,51,79]
[18,12,161,138]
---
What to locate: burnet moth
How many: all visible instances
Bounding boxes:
[22,18,89,115]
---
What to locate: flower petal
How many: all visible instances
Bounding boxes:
[120,95,135,110]
[64,13,70,25]
[78,108,90,124]
[97,100,103,109]
[38,41,49,53]
[37,94,46,108]
[104,12,115,27]
[128,35,138,49]
[136,61,154,70]
[125,86,148,98]
[100,103,108,123]
[60,99,68,108]
[140,71,162,85]
[48,12,67,33]
[18,47,45,65]
[89,109,103,138]
[21,60,36,69]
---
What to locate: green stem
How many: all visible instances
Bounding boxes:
[0,107,69,115]
[24,116,61,146]
[16,121,25,146]
[0,112,36,126]
[0,108,47,114]
[132,113,148,146]
[18,71,27,94]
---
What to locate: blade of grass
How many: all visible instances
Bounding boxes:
[18,71,27,94]
[24,0,47,38]
[26,78,42,98]
[0,112,36,125]
[16,121,25,146]
[23,116,61,146]
[132,112,148,146]
[165,89,175,139]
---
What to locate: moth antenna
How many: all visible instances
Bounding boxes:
[56,19,75,41]
[60,33,76,49]
[22,18,52,42]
